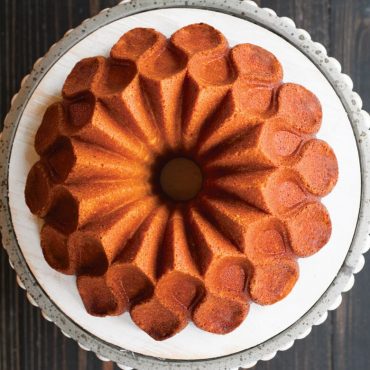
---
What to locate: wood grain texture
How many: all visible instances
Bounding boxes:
[0,1,369,370]
[330,3,370,370]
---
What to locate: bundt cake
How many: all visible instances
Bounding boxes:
[25,23,338,340]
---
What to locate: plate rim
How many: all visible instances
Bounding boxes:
[1,1,369,369]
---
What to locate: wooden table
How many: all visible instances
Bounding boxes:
[1,1,369,369]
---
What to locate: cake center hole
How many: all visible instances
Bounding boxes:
[159,158,203,201]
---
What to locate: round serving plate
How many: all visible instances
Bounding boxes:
[1,1,369,369]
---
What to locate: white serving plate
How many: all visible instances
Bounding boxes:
[1,1,369,369]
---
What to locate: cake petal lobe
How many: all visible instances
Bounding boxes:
[171,23,228,56]
[249,257,299,305]
[193,293,249,334]
[40,224,75,274]
[77,275,126,316]
[231,43,283,84]
[131,297,185,340]
[295,139,338,196]
[111,28,166,63]
[25,161,54,217]
[277,83,322,134]
[286,202,332,257]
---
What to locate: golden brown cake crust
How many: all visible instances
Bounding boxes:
[25,23,338,341]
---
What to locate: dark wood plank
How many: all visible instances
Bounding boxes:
[330,2,370,369]
[260,0,331,50]
[330,0,370,112]
[1,1,369,370]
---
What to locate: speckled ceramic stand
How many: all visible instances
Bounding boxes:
[1,1,370,369]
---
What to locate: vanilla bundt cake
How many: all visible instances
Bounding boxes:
[25,23,338,340]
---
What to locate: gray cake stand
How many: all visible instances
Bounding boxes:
[1,1,369,369]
